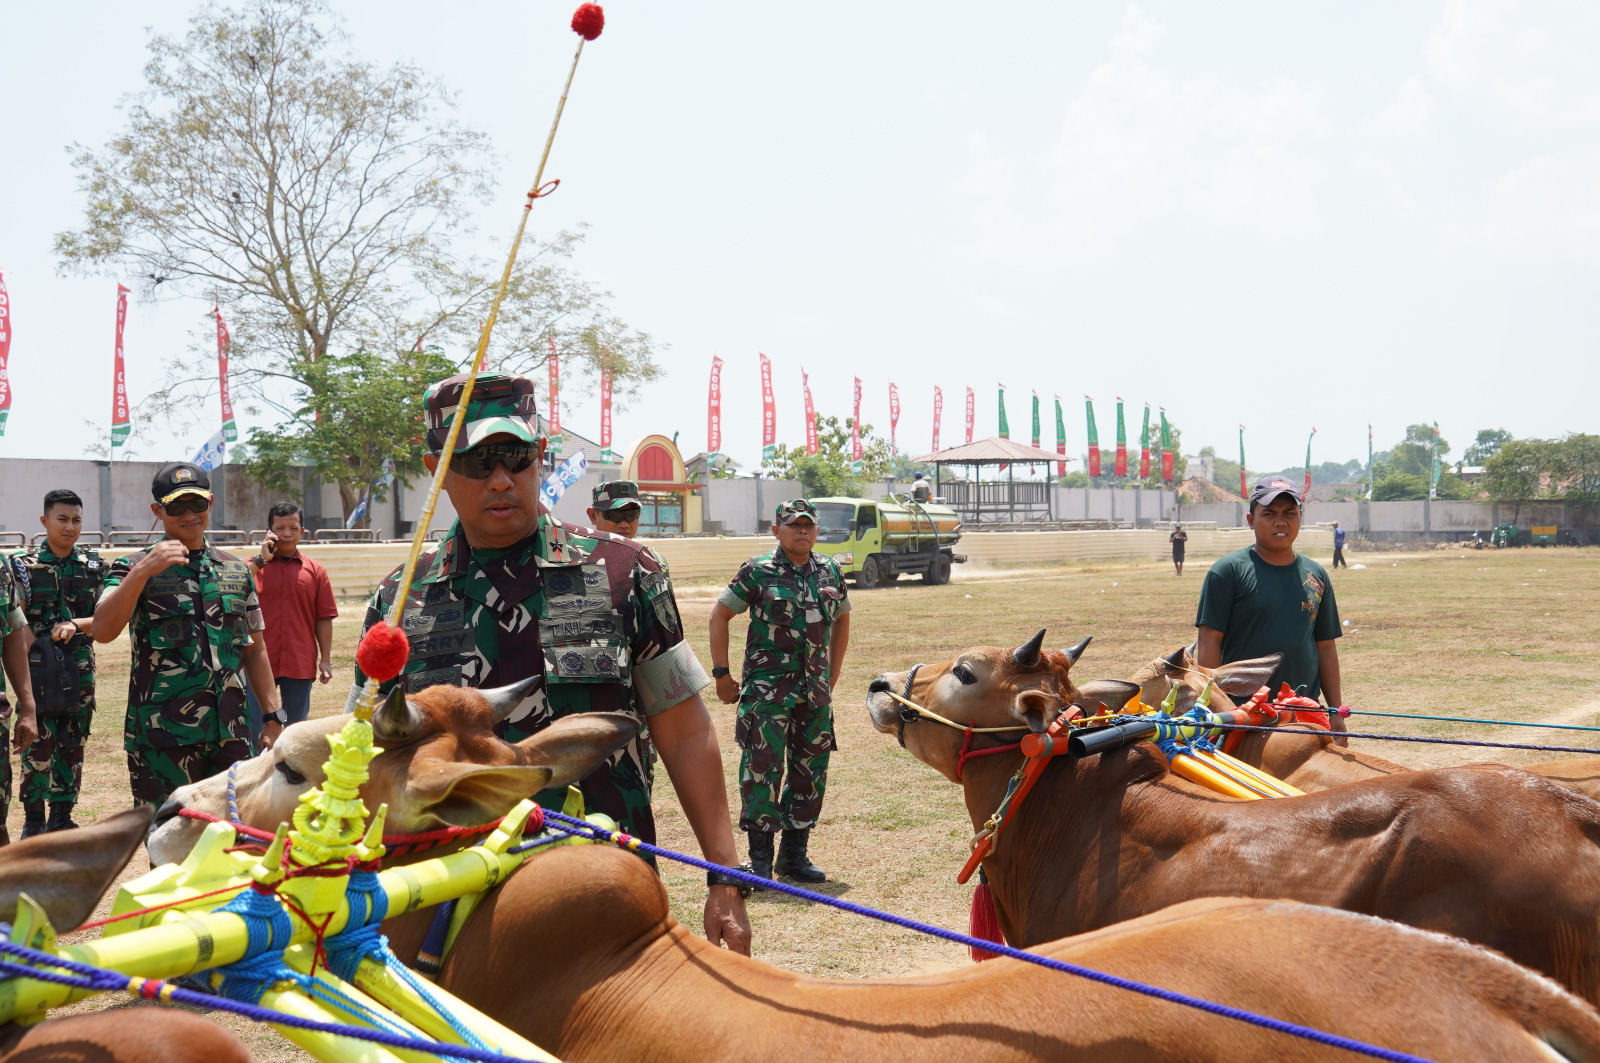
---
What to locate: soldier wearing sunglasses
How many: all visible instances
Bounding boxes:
[94,462,283,807]
[352,373,750,954]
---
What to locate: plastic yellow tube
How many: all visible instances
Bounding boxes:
[1208,750,1305,797]
[1170,754,1262,800]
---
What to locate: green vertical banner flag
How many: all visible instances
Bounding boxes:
[1030,391,1041,448]
[1053,395,1067,476]
[1430,421,1441,499]
[1139,404,1151,479]
[1084,396,1101,477]
[1159,408,1173,481]
[997,383,1010,439]
[1239,425,1248,499]
[1304,427,1316,499]
[1114,398,1128,477]
[1367,424,1374,500]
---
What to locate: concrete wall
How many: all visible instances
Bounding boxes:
[1051,487,1176,524]
[1175,502,1244,527]
[701,478,806,535]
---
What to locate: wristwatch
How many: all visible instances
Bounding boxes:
[267,706,289,725]
[707,863,754,898]
[251,553,270,568]
[711,666,731,678]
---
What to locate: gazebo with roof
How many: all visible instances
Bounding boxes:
[913,437,1071,522]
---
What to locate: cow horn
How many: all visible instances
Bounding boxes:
[1011,628,1047,668]
[481,674,544,725]
[1062,636,1092,665]
[1162,646,1186,670]
[372,684,424,745]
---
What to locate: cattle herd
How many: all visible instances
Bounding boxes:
[8,646,1600,1062]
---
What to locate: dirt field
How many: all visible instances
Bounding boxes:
[27,544,1600,1055]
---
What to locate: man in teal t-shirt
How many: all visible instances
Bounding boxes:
[1195,478,1345,737]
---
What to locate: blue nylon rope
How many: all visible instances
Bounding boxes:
[0,936,539,1063]
[537,810,1437,1063]
[1346,709,1600,733]
[1205,722,1600,754]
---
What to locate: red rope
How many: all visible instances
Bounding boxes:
[77,884,247,931]
[955,723,1022,782]
[176,808,505,856]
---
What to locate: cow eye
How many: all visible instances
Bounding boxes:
[276,761,307,786]
[952,663,976,685]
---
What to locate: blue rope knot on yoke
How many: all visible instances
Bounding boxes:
[323,868,390,984]
[212,885,295,1003]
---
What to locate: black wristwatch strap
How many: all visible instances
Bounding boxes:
[707,864,754,897]
[711,666,731,678]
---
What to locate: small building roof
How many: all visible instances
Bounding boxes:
[1177,476,1245,504]
[914,436,1071,465]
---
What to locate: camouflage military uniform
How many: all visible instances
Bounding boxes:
[717,548,850,831]
[0,557,31,839]
[104,542,258,806]
[16,544,106,805]
[357,513,706,845]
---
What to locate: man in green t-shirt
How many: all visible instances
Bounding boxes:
[1194,478,1345,738]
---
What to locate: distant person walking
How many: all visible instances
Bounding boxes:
[1170,522,1188,576]
[246,502,336,737]
[1332,522,1348,568]
[911,473,932,503]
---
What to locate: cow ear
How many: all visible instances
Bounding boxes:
[1012,690,1062,734]
[0,806,151,932]
[410,763,558,828]
[1211,653,1283,696]
[511,712,642,791]
[1075,679,1141,714]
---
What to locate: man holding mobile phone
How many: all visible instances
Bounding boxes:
[245,502,337,741]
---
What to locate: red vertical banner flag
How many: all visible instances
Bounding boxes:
[599,354,614,462]
[759,353,776,460]
[214,307,237,442]
[1085,396,1101,477]
[1113,398,1128,478]
[850,376,863,471]
[0,269,11,437]
[888,382,901,454]
[1159,408,1173,481]
[111,284,131,448]
[932,386,943,452]
[707,356,724,456]
[1138,404,1151,479]
[545,333,563,456]
[802,368,818,455]
[964,386,975,444]
[1053,396,1067,476]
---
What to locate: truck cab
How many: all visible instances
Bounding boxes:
[809,496,964,589]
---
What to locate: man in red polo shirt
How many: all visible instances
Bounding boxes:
[245,502,337,735]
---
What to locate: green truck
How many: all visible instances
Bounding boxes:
[809,495,966,588]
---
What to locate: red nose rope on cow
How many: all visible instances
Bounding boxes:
[887,678,1323,961]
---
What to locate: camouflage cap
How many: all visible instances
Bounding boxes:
[591,480,641,511]
[423,373,539,454]
[774,498,818,525]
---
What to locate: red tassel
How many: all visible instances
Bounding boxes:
[570,3,605,41]
[968,881,1005,962]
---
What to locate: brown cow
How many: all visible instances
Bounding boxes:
[146,683,1600,1063]
[0,808,254,1063]
[868,629,1600,1004]
[1134,644,1600,798]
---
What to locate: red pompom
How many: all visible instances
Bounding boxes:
[570,4,605,40]
[357,621,410,683]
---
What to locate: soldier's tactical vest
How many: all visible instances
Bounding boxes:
[22,550,106,631]
[142,555,255,675]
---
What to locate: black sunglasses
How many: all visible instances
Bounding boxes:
[604,505,642,522]
[452,441,540,480]
[163,497,212,516]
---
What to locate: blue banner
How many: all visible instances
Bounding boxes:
[540,449,589,511]
[192,430,226,473]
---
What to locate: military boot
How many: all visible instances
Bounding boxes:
[746,830,775,889]
[46,803,79,833]
[20,802,46,840]
[776,828,826,883]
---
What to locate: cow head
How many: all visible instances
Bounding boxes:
[146,678,640,867]
[1127,644,1283,714]
[865,628,1140,783]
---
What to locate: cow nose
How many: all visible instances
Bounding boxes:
[868,676,891,695]
[151,796,182,830]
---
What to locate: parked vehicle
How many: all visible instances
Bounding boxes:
[810,495,965,588]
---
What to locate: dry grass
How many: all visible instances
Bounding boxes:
[26,545,1600,1054]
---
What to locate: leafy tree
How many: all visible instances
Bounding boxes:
[55,0,657,515]
[763,415,893,497]
[239,346,455,526]
[1553,433,1600,501]
[1464,428,1513,466]
[1057,470,1090,488]
[1371,473,1429,501]
[1481,439,1554,519]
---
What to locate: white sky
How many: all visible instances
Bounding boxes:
[3,0,1598,476]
